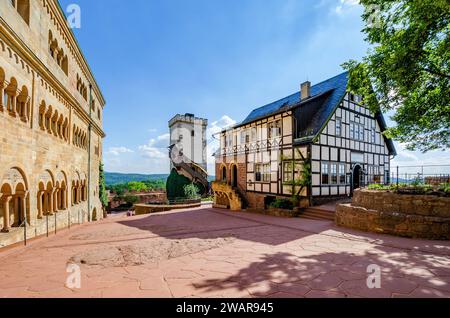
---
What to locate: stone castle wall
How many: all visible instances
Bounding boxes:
[336,190,450,240]
[0,0,105,247]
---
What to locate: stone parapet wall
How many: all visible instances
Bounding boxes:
[336,190,450,240]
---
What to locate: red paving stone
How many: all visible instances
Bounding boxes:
[0,206,449,298]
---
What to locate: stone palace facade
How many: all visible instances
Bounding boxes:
[0,0,106,247]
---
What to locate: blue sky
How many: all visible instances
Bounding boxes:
[60,0,449,175]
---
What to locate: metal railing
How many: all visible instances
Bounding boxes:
[359,164,450,188]
[390,165,450,186]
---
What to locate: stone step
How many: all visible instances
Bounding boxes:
[300,208,336,221]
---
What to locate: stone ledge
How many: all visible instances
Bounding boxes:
[134,202,202,215]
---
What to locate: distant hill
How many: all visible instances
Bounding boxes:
[105,172,168,185]
[105,172,216,185]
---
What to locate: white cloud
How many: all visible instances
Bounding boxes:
[138,133,170,160]
[335,0,360,15]
[106,146,134,156]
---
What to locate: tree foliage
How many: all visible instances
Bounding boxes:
[342,0,450,152]
[127,181,149,192]
[99,162,109,208]
[183,183,200,199]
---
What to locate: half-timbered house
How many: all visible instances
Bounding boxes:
[212,72,396,210]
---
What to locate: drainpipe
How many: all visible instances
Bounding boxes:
[87,84,92,222]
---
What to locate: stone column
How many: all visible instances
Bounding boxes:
[62,189,66,210]
[53,190,58,213]
[0,86,4,112]
[37,191,43,219]
[48,191,54,216]
[10,94,17,116]
[24,191,29,225]
[1,196,12,233]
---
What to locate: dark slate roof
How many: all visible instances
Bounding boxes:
[230,71,396,156]
[240,71,349,126]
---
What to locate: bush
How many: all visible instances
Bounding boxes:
[269,198,294,210]
[123,195,139,206]
[438,183,450,193]
[166,169,192,199]
[184,183,200,199]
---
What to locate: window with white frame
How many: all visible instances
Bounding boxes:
[283,162,293,183]
[350,122,364,141]
[255,163,271,183]
[350,122,355,139]
[240,130,247,144]
[251,127,257,141]
[331,163,338,184]
[339,164,346,184]
[336,118,342,137]
[268,120,281,139]
[321,163,329,185]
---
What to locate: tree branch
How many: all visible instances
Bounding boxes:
[422,67,450,80]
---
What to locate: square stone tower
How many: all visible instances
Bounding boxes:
[169,114,208,172]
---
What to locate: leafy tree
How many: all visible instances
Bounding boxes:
[342,0,450,152]
[99,162,109,209]
[127,181,149,192]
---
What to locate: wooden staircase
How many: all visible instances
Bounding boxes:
[299,206,336,221]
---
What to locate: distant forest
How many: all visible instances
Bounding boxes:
[105,172,169,185]
[105,172,215,186]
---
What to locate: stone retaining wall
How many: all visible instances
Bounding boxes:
[336,190,450,240]
[353,190,449,218]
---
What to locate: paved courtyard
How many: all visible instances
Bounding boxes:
[1,206,450,298]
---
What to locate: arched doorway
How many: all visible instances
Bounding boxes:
[221,166,227,182]
[353,165,362,191]
[231,165,238,188]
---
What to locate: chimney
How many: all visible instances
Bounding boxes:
[301,81,311,101]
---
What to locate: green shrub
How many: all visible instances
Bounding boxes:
[368,184,391,191]
[183,183,200,199]
[439,183,450,193]
[123,195,139,206]
[269,198,294,210]
[166,169,192,199]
